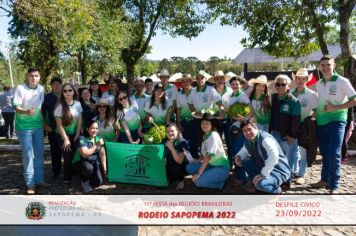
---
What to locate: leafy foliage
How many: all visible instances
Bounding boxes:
[143,125,166,144]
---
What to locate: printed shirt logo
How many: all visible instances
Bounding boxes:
[25,202,46,220]
[167,91,173,99]
[301,99,308,108]
[282,104,290,112]
[203,94,209,103]
[329,84,337,95]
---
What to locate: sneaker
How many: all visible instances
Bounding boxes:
[36,182,51,188]
[176,180,185,190]
[295,177,305,185]
[310,180,328,189]
[81,181,93,193]
[26,187,35,195]
[330,189,339,194]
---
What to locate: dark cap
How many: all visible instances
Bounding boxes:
[89,78,99,85]
[50,76,62,84]
[154,83,164,90]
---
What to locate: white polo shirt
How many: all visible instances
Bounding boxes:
[223,90,251,110]
[163,83,178,108]
[144,101,169,125]
[188,84,221,112]
[316,74,356,125]
[292,87,318,122]
[117,102,141,131]
[201,131,230,169]
[13,83,44,130]
[177,88,194,121]
[130,92,151,120]
[54,100,83,135]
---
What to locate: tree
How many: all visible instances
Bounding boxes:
[206,0,356,84]
[7,0,129,84]
[108,0,213,83]
[208,56,221,74]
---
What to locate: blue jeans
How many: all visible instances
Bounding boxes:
[317,121,345,190]
[226,122,248,181]
[241,158,281,194]
[186,162,229,189]
[271,131,299,180]
[297,146,307,177]
[181,119,198,158]
[16,128,45,187]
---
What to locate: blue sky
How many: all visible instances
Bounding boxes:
[0,14,247,61]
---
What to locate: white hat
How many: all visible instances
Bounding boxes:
[159,69,170,77]
[133,78,145,86]
[196,70,212,79]
[176,74,195,82]
[208,70,230,83]
[248,75,268,86]
[292,68,313,82]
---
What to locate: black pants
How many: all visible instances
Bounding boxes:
[56,133,76,181]
[2,112,15,138]
[166,162,187,183]
[74,160,103,188]
[48,131,62,177]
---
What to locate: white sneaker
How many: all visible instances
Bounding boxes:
[81,181,93,193]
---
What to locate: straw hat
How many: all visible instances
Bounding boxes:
[176,74,195,82]
[97,98,109,106]
[248,75,268,86]
[208,70,230,83]
[292,68,313,82]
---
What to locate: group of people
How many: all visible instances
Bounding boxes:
[10,54,355,195]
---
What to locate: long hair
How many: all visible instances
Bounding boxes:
[57,83,78,126]
[96,104,113,129]
[198,119,218,151]
[149,87,166,110]
[89,83,102,98]
[249,83,271,114]
[114,90,132,118]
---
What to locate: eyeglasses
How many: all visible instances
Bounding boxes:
[63,89,73,93]
[275,83,287,87]
[97,105,107,109]
[118,96,127,101]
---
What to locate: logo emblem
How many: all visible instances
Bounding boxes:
[25,202,46,220]
[329,84,337,95]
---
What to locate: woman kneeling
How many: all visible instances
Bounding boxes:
[73,120,107,193]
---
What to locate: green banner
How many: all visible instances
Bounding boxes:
[105,142,168,187]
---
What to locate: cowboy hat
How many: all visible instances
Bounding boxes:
[292,68,313,82]
[176,74,195,82]
[133,78,145,86]
[196,70,212,80]
[248,75,268,86]
[159,69,170,77]
[208,70,230,83]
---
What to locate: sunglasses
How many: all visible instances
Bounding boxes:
[63,89,73,93]
[275,83,287,87]
[118,96,127,101]
[97,105,107,109]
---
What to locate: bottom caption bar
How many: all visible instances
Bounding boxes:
[0,195,355,225]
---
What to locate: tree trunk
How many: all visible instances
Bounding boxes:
[304,0,329,55]
[77,48,87,84]
[126,62,135,85]
[339,0,356,87]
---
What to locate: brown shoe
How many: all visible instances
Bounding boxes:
[36,182,51,188]
[26,187,35,195]
[310,180,328,189]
